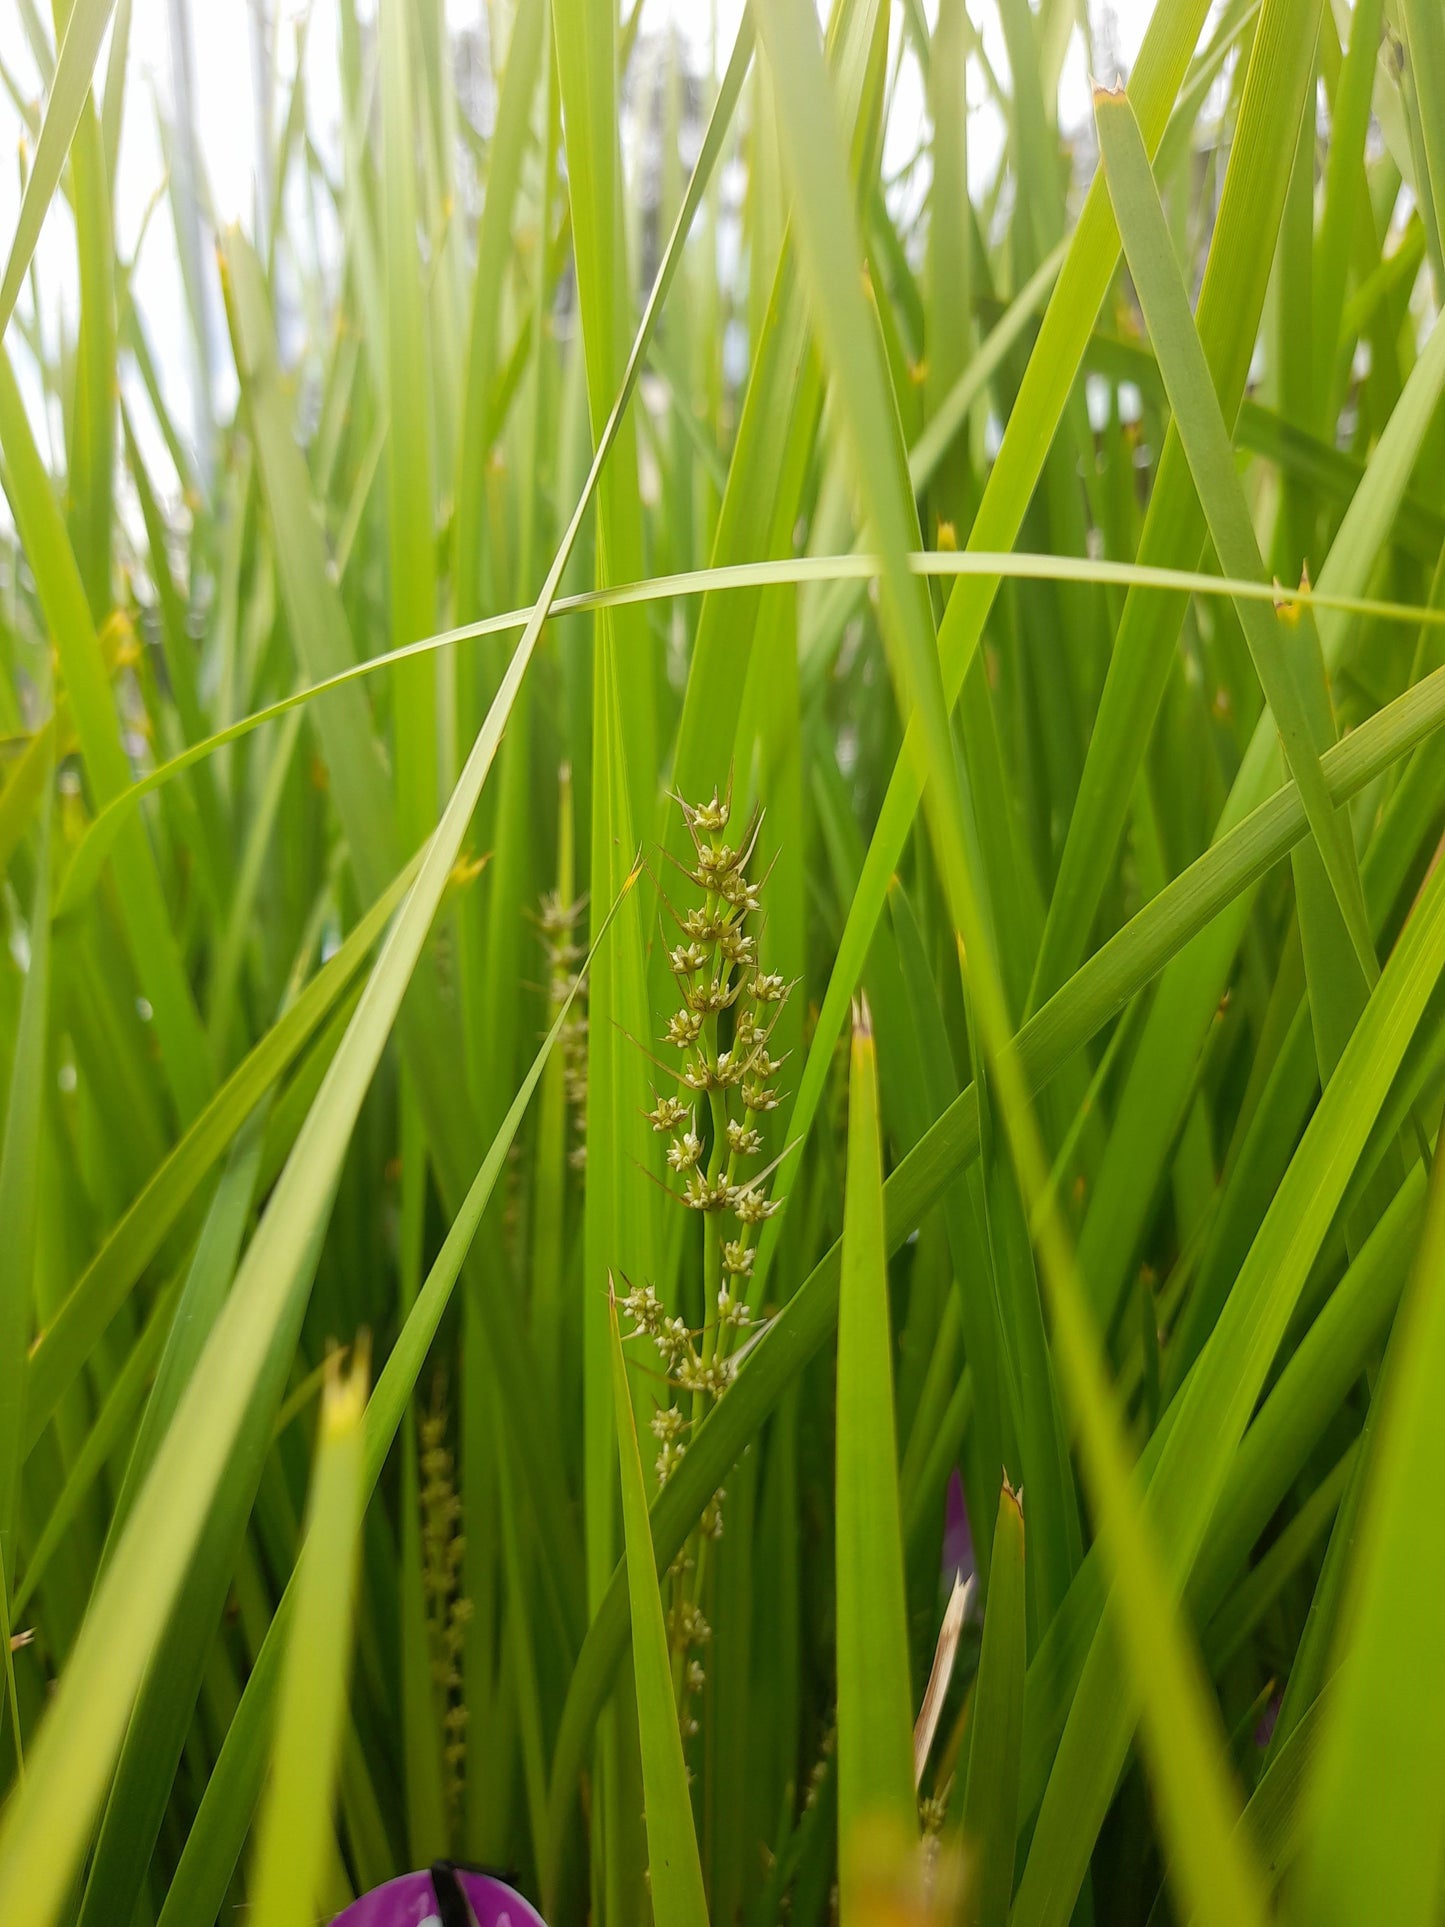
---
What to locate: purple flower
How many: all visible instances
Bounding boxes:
[330,1863,547,1927]
[943,1467,975,1590]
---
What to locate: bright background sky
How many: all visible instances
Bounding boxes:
[0,0,1163,468]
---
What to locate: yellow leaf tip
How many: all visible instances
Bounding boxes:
[321,1337,370,1431]
[1273,576,1304,625]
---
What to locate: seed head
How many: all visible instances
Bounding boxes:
[722,1240,755,1277]
[694,841,738,881]
[667,1131,705,1173]
[682,906,725,943]
[732,1185,779,1226]
[665,1007,705,1048]
[669,941,708,975]
[717,870,762,913]
[622,1281,663,1332]
[647,1092,690,1132]
[669,1600,712,1649]
[688,788,730,834]
[682,1169,733,1213]
[676,1353,734,1397]
[716,926,757,967]
[655,1316,693,1366]
[683,974,741,1015]
[733,1010,762,1050]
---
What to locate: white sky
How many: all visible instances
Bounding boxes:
[0,0,1162,475]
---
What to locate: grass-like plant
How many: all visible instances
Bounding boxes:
[0,0,1444,1923]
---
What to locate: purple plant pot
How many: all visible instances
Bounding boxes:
[330,1866,547,1927]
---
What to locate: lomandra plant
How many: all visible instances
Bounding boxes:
[1,0,1444,1923]
[622,786,788,1734]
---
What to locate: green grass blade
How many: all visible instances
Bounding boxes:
[48,541,1445,898]
[835,1000,917,1868]
[13,1276,177,1617]
[1400,0,1445,286]
[609,1287,709,1924]
[73,1117,274,1927]
[0,346,212,1123]
[1029,0,1323,1010]
[1073,311,1445,1340]
[381,0,439,850]
[219,233,407,903]
[99,0,130,196]
[248,1351,368,1927]
[968,991,1080,1638]
[64,76,115,622]
[924,0,971,530]
[1293,1131,1445,1925]
[1312,0,1381,430]
[669,0,877,853]
[958,1481,1026,1927]
[23,858,415,1450]
[0,0,116,337]
[551,0,654,834]
[0,766,51,1560]
[1014,853,1445,1923]
[750,0,1216,1298]
[1094,83,1375,985]
[452,0,547,621]
[749,31,1269,1912]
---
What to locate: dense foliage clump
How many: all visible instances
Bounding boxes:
[0,2,1443,1924]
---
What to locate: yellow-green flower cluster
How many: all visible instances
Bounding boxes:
[648,785,789,1271]
[419,1388,473,1820]
[620,785,791,1744]
[539,886,589,1168]
[624,784,791,1459]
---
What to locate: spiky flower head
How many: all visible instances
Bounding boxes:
[621,1281,663,1332]
[732,1185,780,1227]
[648,1092,690,1132]
[682,1170,733,1213]
[666,1007,705,1048]
[667,1130,705,1173]
[641,788,796,1732]
[669,941,709,975]
[687,786,731,835]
